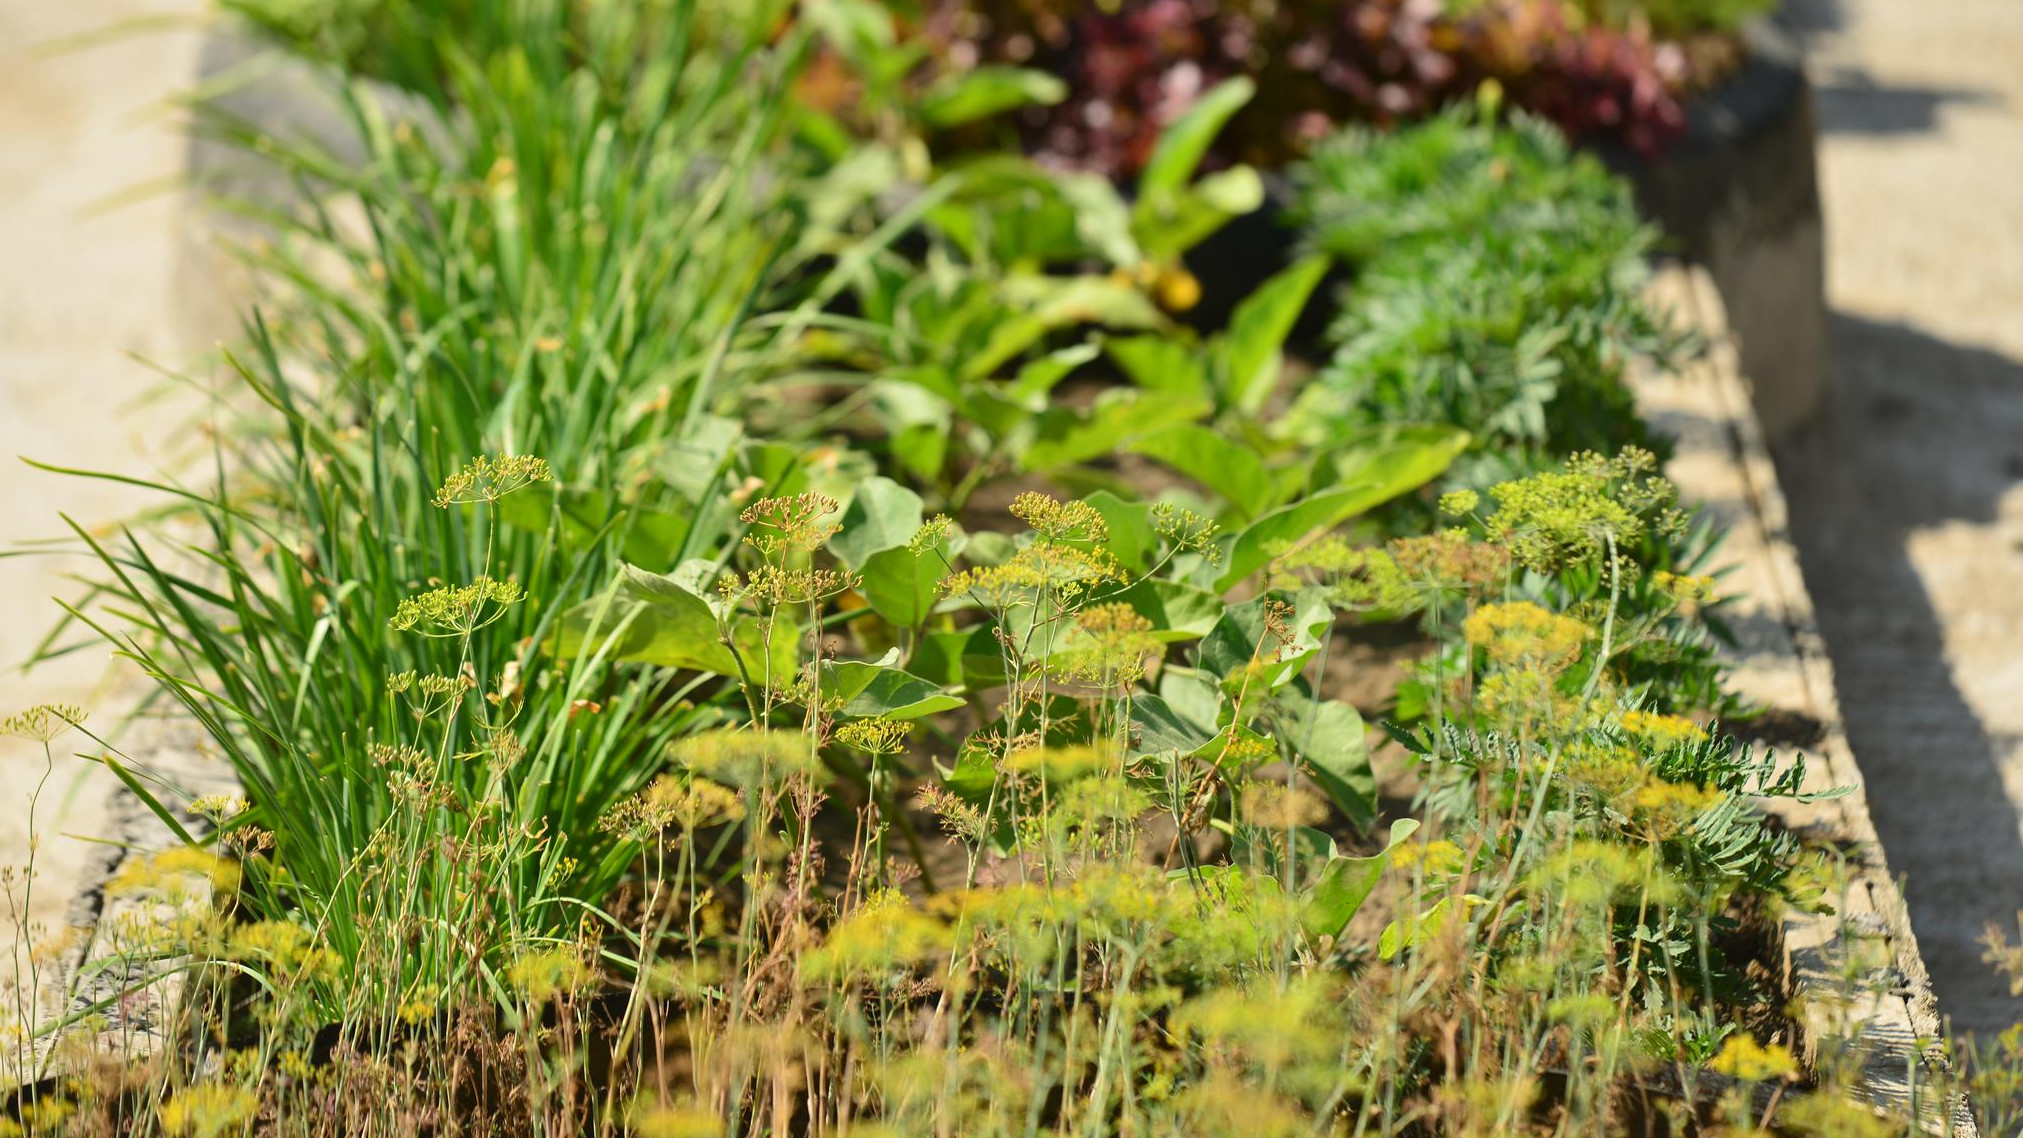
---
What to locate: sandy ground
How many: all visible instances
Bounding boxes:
[1775,0,2023,1036]
[0,0,206,1021]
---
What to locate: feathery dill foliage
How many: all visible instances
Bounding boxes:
[1291,104,1690,495]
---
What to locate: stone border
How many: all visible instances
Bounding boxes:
[1611,17,1829,442]
[1637,265,1969,1133]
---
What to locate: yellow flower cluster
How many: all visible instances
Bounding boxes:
[107,846,242,899]
[158,1082,258,1137]
[1707,1033,1798,1082]
[1463,601,1590,671]
[1619,709,1708,749]
[505,946,595,1001]
[228,919,340,983]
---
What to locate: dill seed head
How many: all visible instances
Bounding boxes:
[2,703,84,743]
[1151,503,1221,563]
[432,453,553,507]
[389,577,524,636]
[1009,492,1107,543]
[187,794,251,823]
[1486,449,1683,572]
[1463,601,1590,671]
[835,717,910,757]
[740,491,841,555]
[908,514,955,554]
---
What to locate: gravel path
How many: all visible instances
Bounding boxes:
[1774,0,2023,1038]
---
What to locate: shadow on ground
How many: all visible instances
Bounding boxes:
[1773,314,2023,1037]
[1778,0,2006,138]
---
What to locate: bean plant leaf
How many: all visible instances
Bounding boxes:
[1021,390,1212,473]
[496,484,690,566]
[1217,255,1331,416]
[1129,693,1216,760]
[1128,425,1274,519]
[548,564,794,682]
[821,659,964,720]
[1197,592,1333,689]
[1010,342,1102,401]
[1311,423,1472,495]
[829,477,924,568]
[656,413,744,503]
[917,66,1066,128]
[1113,577,1224,641]
[860,538,951,629]
[1105,334,1209,398]
[1136,76,1256,215]
[1216,427,1467,591]
[1084,490,1153,573]
[1288,698,1376,826]
[1143,166,1265,261]
[1301,818,1419,940]
[1052,172,1140,268]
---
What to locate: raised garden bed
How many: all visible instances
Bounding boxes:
[0,6,1968,1136]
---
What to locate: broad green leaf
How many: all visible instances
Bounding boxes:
[870,380,953,485]
[964,275,1164,381]
[1310,423,1472,495]
[656,414,744,504]
[1136,77,1256,214]
[1053,171,1141,267]
[910,625,1006,688]
[918,66,1066,128]
[496,484,689,566]
[1129,693,1215,760]
[821,660,964,720]
[1021,390,1212,473]
[861,540,949,629]
[548,564,795,682]
[1198,592,1333,687]
[801,0,895,60]
[1084,490,1154,574]
[1158,668,1222,735]
[1217,459,1455,593]
[1139,165,1265,262]
[1106,334,1209,397]
[1289,699,1375,826]
[1217,255,1331,416]
[1190,723,1275,775]
[1009,342,1102,401]
[829,477,925,568]
[1380,894,1488,961]
[1302,818,1419,940]
[1128,425,1274,519]
[1113,577,1224,642]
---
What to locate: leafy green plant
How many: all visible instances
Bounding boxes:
[1293,106,1689,501]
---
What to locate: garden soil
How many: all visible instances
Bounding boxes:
[1774,0,2023,1038]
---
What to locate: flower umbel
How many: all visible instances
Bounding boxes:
[432,453,553,507]
[389,577,524,636]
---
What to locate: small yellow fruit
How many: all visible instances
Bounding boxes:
[1155,265,1202,313]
